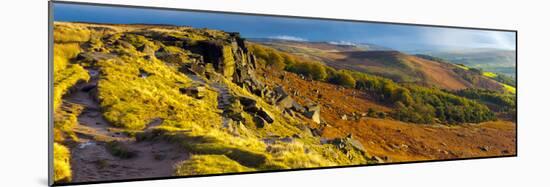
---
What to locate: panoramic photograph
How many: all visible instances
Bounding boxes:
[51,2,516,184]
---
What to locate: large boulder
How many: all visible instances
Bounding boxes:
[304,104,321,124]
[256,108,274,124]
[238,96,257,110]
[277,95,294,109]
[253,115,267,128]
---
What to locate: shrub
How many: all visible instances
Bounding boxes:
[267,52,286,70]
[286,61,328,81]
[328,71,356,88]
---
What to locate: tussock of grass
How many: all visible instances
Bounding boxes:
[54,25,91,43]
[174,155,254,176]
[54,103,84,141]
[54,143,72,183]
[123,34,156,49]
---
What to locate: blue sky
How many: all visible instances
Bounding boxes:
[53,3,515,51]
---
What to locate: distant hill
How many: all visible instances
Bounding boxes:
[413,49,516,78]
[254,39,507,92]
[250,38,392,52]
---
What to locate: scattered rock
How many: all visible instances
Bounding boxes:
[253,115,267,128]
[283,109,295,117]
[372,156,385,163]
[238,96,257,110]
[139,69,152,78]
[179,86,206,99]
[114,40,134,49]
[310,127,323,137]
[479,146,490,152]
[256,108,274,124]
[341,114,348,121]
[304,104,321,124]
[291,102,306,113]
[137,44,155,56]
[280,137,293,143]
[328,134,366,154]
[277,95,294,109]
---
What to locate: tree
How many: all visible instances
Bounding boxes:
[267,52,285,70]
[309,62,328,81]
[328,71,356,88]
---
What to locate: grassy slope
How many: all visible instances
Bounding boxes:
[53,22,372,182]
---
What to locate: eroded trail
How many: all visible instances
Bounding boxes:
[65,71,189,183]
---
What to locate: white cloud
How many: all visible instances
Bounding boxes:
[420,28,515,50]
[328,41,357,46]
[268,35,308,41]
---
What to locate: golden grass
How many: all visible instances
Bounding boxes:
[174,155,254,176]
[483,71,498,78]
[54,25,91,43]
[53,143,72,183]
[53,43,90,110]
[501,83,517,94]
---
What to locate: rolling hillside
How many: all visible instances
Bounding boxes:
[255,39,509,92]
[416,49,516,78]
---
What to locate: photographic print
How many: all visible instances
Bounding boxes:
[50,1,517,185]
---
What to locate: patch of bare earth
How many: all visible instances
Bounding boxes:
[64,71,189,183]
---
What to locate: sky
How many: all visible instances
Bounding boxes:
[53,3,516,52]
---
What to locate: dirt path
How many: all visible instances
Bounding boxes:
[65,70,189,183]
